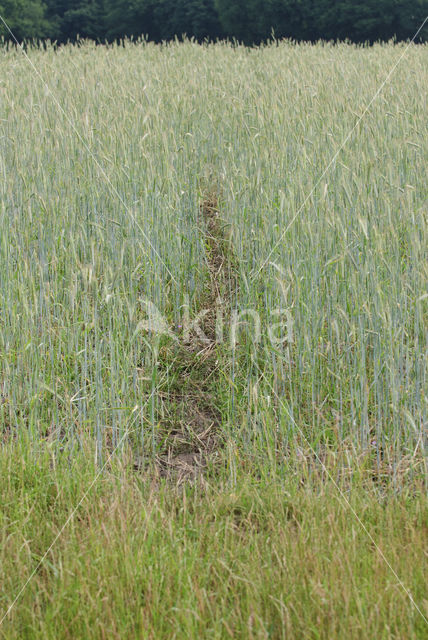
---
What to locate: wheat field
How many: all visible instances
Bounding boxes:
[0,40,427,638]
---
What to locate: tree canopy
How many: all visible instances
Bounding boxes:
[0,0,427,44]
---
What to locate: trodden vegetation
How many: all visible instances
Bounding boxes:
[0,39,427,637]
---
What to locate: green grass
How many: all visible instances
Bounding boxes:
[0,444,427,639]
[1,39,426,459]
[0,38,427,636]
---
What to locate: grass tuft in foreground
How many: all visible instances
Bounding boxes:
[0,444,427,639]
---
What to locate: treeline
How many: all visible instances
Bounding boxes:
[1,0,427,44]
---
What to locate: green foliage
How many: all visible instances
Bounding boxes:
[214,0,428,44]
[0,0,50,40]
[153,0,223,41]
[213,0,268,43]
[43,0,106,41]
[103,0,158,40]
[309,0,428,43]
[0,0,427,43]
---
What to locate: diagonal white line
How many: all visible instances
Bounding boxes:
[0,15,179,621]
[250,17,428,623]
[0,15,178,286]
[0,351,179,627]
[254,16,428,279]
[1,8,427,631]
[253,363,428,625]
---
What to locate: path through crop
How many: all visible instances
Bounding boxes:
[137,191,235,482]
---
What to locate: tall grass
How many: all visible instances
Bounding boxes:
[217,42,427,470]
[0,39,426,473]
[0,445,427,639]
